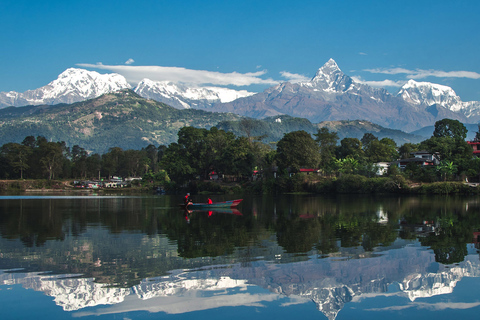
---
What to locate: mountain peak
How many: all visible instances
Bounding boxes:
[397,79,463,111]
[0,68,131,108]
[313,59,341,78]
[134,78,254,109]
[309,59,352,92]
[323,58,340,71]
[401,79,454,93]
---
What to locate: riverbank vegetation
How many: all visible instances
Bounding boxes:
[1,118,479,194]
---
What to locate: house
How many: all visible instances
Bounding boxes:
[375,162,390,176]
[468,141,480,157]
[395,151,441,169]
[289,168,320,177]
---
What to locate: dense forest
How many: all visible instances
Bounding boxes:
[0,118,479,193]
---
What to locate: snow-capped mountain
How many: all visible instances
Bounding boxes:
[397,79,464,111]
[396,79,480,121]
[2,61,480,131]
[304,58,355,93]
[0,69,255,110]
[0,68,131,108]
[212,59,439,131]
[134,78,254,109]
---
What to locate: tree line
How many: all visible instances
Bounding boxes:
[1,118,479,187]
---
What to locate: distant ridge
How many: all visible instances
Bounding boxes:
[0,90,242,154]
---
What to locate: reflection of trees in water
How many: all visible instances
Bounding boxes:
[1,195,480,285]
[399,197,480,264]
[0,199,65,246]
[418,215,471,264]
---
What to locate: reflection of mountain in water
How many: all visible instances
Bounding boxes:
[1,272,130,311]
[2,244,480,319]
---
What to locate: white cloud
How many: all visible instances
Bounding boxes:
[366,301,480,312]
[74,291,282,317]
[351,76,405,88]
[280,71,310,83]
[76,63,278,87]
[125,58,135,65]
[359,52,367,55]
[364,67,480,80]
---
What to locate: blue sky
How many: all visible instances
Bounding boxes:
[2,0,480,100]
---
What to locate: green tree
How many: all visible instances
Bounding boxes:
[419,136,472,164]
[21,136,37,148]
[314,127,338,171]
[102,147,124,178]
[365,138,398,162]
[71,145,88,178]
[437,160,457,181]
[220,136,255,177]
[161,142,196,185]
[361,133,378,150]
[398,143,418,159]
[123,149,146,177]
[144,144,159,172]
[433,118,467,140]
[276,130,320,172]
[0,143,32,179]
[86,153,102,180]
[37,141,65,180]
[335,157,360,174]
[336,138,364,161]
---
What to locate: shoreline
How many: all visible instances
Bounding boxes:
[1,178,479,195]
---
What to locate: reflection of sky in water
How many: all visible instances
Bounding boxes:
[2,248,480,320]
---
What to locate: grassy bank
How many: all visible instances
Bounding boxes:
[1,176,479,195]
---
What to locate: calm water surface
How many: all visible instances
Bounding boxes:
[1,193,480,320]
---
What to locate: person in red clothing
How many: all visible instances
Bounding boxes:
[208,198,213,204]
[184,193,192,205]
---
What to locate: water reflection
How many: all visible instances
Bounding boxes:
[1,194,480,319]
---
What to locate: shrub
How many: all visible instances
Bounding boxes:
[414,182,479,194]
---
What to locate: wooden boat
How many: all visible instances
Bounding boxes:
[185,208,242,216]
[183,199,243,209]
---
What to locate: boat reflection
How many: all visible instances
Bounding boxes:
[184,208,242,223]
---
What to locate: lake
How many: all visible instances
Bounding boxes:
[1,193,480,320]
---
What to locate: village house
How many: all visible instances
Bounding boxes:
[289,168,320,177]
[394,151,441,170]
[375,162,390,176]
[468,140,480,157]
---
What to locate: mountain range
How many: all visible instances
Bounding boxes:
[0,68,254,110]
[2,60,479,132]
[209,59,480,132]
[0,89,426,153]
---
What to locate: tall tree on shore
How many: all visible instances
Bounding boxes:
[314,128,338,171]
[0,143,32,179]
[433,118,467,140]
[336,138,364,161]
[38,141,64,180]
[276,130,320,172]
